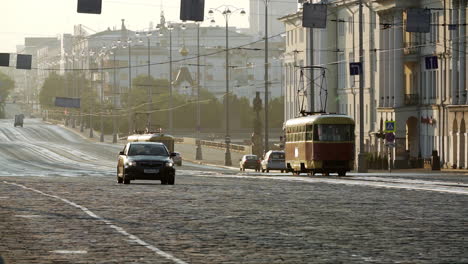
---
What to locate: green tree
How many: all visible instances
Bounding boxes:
[268,96,285,128]
[39,72,96,120]
[0,71,15,118]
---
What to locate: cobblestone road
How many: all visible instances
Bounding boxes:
[1,119,467,263]
[1,174,467,264]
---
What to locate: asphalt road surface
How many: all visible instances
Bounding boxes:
[0,119,467,264]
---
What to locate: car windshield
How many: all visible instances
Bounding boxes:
[128,144,168,156]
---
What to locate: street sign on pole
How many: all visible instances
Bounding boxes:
[385,132,395,143]
[349,62,362,76]
[384,121,396,133]
[425,56,438,70]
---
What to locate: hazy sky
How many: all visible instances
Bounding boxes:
[1,0,251,53]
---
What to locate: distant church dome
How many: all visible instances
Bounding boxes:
[179,45,189,57]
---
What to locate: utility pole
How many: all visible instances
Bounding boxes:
[128,40,132,135]
[196,23,203,160]
[113,47,117,143]
[264,0,270,154]
[169,26,173,135]
[357,0,367,172]
[100,53,104,142]
[147,31,153,130]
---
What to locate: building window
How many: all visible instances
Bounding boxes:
[348,16,354,35]
[338,53,346,89]
[300,28,304,43]
[338,18,345,36]
[365,104,368,124]
[349,52,355,87]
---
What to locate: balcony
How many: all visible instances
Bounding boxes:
[404,94,419,106]
[404,42,421,55]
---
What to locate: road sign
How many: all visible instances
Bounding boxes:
[385,132,395,143]
[384,121,396,133]
[349,62,362,76]
[425,56,438,70]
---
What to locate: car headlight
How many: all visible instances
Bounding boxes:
[165,162,174,167]
[126,161,137,166]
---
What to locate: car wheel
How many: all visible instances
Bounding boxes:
[117,167,123,183]
[168,174,175,185]
[281,170,284,173]
[266,169,269,173]
[122,169,130,184]
[338,171,346,176]
[161,175,168,185]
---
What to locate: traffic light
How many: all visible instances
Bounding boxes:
[16,54,32,70]
[77,0,102,14]
[180,0,205,22]
[0,53,9,67]
[302,3,327,29]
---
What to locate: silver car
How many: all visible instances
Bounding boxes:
[261,151,286,173]
[171,151,182,166]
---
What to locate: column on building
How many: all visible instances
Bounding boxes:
[452,0,460,104]
[393,11,404,107]
[384,17,391,107]
[465,132,468,169]
[379,24,385,107]
[457,131,463,168]
[389,17,395,107]
[460,0,467,104]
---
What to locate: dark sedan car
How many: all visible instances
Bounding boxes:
[239,154,261,172]
[117,142,176,185]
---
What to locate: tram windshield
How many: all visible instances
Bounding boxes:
[313,124,354,142]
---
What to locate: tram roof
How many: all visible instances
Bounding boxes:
[284,114,355,127]
[127,133,175,142]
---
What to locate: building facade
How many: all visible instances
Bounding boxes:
[280,0,467,169]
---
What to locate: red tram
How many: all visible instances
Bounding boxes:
[284,114,355,176]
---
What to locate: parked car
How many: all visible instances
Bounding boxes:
[261,150,287,173]
[239,154,261,172]
[117,142,176,185]
[171,151,182,166]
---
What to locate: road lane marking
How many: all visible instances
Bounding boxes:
[50,250,87,254]
[179,170,468,195]
[14,215,42,218]
[3,181,188,264]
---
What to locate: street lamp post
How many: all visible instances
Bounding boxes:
[127,38,133,135]
[196,22,203,160]
[263,0,271,154]
[99,46,106,142]
[145,31,153,130]
[80,50,85,133]
[209,5,246,166]
[89,50,95,138]
[168,24,174,135]
[111,43,118,143]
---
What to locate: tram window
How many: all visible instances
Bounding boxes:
[314,124,354,141]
